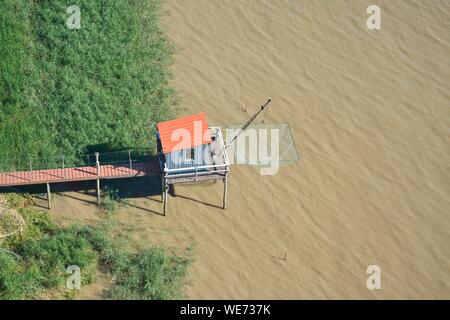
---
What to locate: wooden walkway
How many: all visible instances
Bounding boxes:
[0,160,160,188]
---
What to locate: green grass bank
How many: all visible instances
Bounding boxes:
[0,0,175,171]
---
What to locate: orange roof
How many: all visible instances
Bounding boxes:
[157,113,211,153]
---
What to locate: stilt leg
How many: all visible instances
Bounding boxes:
[97,178,100,205]
[161,176,164,202]
[163,180,168,215]
[95,152,101,206]
[47,183,51,209]
[223,175,228,209]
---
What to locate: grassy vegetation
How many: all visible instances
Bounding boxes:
[101,188,120,215]
[0,195,98,299]
[0,0,189,300]
[0,195,191,300]
[110,248,190,300]
[0,250,41,300]
[0,0,175,171]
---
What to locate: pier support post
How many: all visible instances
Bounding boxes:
[47,183,51,209]
[62,155,65,179]
[223,173,228,209]
[95,152,100,205]
[97,179,101,205]
[163,178,168,216]
[29,158,32,182]
[161,176,164,203]
[129,150,132,170]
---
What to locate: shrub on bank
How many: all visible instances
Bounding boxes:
[0,203,190,300]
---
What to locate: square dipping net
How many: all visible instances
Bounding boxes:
[224,123,299,166]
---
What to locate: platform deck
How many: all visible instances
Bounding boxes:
[0,160,160,187]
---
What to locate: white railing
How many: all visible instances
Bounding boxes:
[166,167,229,179]
[215,126,230,166]
[163,126,230,178]
[164,163,228,173]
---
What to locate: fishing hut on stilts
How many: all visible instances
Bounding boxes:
[156,99,271,215]
[156,113,230,215]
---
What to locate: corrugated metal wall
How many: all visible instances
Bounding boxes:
[165,144,211,173]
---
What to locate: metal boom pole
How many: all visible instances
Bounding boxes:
[225,98,272,149]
